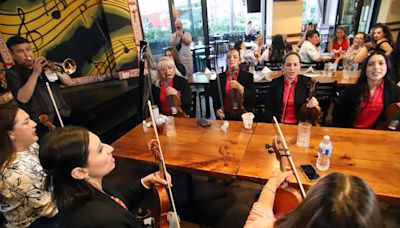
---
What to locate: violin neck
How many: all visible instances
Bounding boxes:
[159,163,165,179]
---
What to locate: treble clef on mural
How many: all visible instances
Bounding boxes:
[17,7,44,53]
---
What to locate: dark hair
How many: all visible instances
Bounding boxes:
[373,23,393,44]
[282,51,301,64]
[355,51,391,103]
[6,36,29,50]
[0,106,18,169]
[355,32,366,41]
[275,173,381,228]
[306,30,319,40]
[270,35,287,63]
[165,47,183,65]
[39,126,94,209]
[233,40,243,51]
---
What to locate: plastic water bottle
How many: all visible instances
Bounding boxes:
[316,135,332,171]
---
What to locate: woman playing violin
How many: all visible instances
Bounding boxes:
[209,48,256,120]
[152,57,192,117]
[39,126,171,227]
[333,51,400,129]
[245,170,381,228]
[266,52,319,123]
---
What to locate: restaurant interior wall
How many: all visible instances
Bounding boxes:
[272,0,303,48]
[376,0,400,41]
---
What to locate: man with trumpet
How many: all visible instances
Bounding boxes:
[5,35,91,138]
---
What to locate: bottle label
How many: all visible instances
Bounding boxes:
[319,147,331,155]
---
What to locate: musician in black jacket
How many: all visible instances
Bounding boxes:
[266,52,319,123]
[39,126,171,227]
[209,48,256,120]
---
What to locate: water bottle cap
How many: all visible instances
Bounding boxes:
[323,135,330,141]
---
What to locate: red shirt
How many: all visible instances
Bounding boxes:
[333,38,349,51]
[224,70,239,106]
[354,81,385,129]
[160,79,174,115]
[281,77,298,124]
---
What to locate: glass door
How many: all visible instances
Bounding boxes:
[137,0,172,57]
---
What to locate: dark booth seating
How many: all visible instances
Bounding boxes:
[61,78,141,143]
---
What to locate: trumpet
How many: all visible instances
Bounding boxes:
[45,58,77,75]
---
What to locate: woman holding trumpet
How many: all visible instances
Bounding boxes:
[5,36,93,138]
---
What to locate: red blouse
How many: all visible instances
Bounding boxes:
[333,38,350,51]
[354,81,385,129]
[281,77,298,124]
[160,79,174,115]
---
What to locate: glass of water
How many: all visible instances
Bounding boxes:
[297,122,312,148]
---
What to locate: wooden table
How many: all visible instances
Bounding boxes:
[254,70,358,86]
[237,123,400,203]
[112,118,255,177]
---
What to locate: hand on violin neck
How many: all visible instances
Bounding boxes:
[216,109,225,119]
[167,87,179,96]
[306,96,319,108]
[141,171,172,189]
[229,80,244,94]
[268,168,294,190]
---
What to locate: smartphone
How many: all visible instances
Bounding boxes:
[300,164,320,181]
[197,118,211,127]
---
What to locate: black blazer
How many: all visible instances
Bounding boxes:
[152,75,192,116]
[55,181,147,228]
[333,79,400,128]
[266,75,311,122]
[209,70,256,117]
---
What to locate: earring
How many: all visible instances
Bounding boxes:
[10,136,15,141]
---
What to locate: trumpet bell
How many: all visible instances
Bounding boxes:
[62,58,77,75]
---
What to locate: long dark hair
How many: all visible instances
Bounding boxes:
[39,126,94,210]
[0,106,18,170]
[270,35,287,63]
[354,51,391,103]
[275,173,381,228]
[333,26,347,43]
[373,23,393,44]
[165,47,183,65]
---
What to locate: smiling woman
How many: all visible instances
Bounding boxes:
[333,51,400,129]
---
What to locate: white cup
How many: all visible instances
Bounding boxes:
[241,112,255,129]
[296,122,311,148]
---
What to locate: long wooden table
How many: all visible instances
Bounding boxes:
[112,118,254,177]
[254,70,359,86]
[237,123,400,203]
[112,118,400,203]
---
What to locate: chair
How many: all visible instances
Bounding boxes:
[254,81,271,122]
[263,61,282,71]
[315,80,338,126]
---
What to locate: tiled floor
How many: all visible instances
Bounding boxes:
[105,158,400,228]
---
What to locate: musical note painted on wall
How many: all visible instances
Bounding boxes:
[119,40,130,53]
[17,8,44,53]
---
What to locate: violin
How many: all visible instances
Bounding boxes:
[148,140,169,228]
[376,102,400,131]
[147,101,181,228]
[300,79,321,126]
[163,78,188,118]
[271,117,306,217]
[38,114,56,130]
[216,68,246,118]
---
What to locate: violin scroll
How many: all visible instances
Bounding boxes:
[147,139,169,228]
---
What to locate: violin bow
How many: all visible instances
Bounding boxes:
[215,71,224,119]
[272,116,306,198]
[147,101,181,228]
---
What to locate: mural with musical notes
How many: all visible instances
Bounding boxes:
[0,0,139,78]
